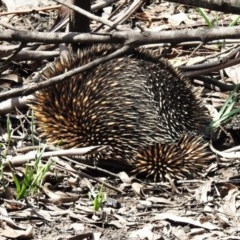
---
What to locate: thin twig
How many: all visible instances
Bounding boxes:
[210,141,240,159]
[55,159,125,194]
[107,0,146,30]
[91,0,119,12]
[182,57,240,78]
[52,0,117,29]
[3,146,108,166]
[0,45,130,102]
[0,5,62,16]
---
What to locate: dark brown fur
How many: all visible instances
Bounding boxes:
[31,44,212,181]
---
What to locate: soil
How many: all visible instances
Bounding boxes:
[1,1,240,239]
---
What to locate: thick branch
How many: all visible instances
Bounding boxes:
[1,26,240,46]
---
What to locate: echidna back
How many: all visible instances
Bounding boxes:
[31,45,208,163]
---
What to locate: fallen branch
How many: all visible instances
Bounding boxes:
[1,26,240,45]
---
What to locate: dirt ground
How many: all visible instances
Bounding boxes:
[1,0,240,239]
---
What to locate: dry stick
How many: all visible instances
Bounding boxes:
[51,0,121,31]
[64,154,131,184]
[105,0,145,32]
[55,159,124,194]
[3,146,108,166]
[4,42,26,61]
[210,141,240,159]
[183,57,240,78]
[223,145,240,153]
[2,0,119,15]
[94,0,144,32]
[0,95,35,115]
[180,45,240,80]
[0,45,130,102]
[75,171,124,194]
[0,20,19,31]
[1,26,240,45]
[2,42,240,60]
[93,0,128,32]
[0,1,119,24]
[8,50,59,61]
[111,0,145,26]
[52,0,117,29]
[167,0,240,15]
[195,76,237,92]
[91,0,120,12]
[0,5,62,16]
[182,44,240,67]
[7,140,125,181]
[1,42,240,107]
[0,1,117,56]
[4,147,124,194]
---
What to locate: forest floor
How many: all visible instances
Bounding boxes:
[1,0,240,239]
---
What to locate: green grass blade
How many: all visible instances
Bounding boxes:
[229,16,240,27]
[196,7,213,28]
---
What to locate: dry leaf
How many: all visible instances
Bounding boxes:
[118,171,132,184]
[128,223,160,240]
[42,183,79,204]
[131,182,146,198]
[1,224,34,239]
[147,196,173,205]
[152,213,219,230]
[225,64,240,84]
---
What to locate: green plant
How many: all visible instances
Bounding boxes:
[196,8,213,28]
[197,7,240,28]
[11,147,53,200]
[2,114,12,157]
[229,16,240,27]
[30,110,36,146]
[0,143,7,189]
[209,85,240,131]
[88,184,106,211]
[0,115,13,189]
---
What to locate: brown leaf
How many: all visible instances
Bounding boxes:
[152,213,219,230]
[131,182,146,199]
[1,224,34,239]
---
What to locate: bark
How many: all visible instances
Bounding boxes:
[1,26,240,45]
[69,0,90,33]
[167,0,240,14]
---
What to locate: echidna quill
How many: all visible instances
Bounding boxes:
[30,44,213,181]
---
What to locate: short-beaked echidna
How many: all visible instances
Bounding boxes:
[31,44,213,181]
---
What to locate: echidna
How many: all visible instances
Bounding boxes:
[31,44,213,181]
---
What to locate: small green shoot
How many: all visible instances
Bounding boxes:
[11,146,53,200]
[229,16,240,27]
[196,8,213,28]
[88,184,106,211]
[1,114,12,157]
[0,115,13,190]
[30,110,36,146]
[197,7,240,28]
[209,85,240,131]
[0,143,7,189]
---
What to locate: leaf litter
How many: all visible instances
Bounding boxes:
[1,0,240,239]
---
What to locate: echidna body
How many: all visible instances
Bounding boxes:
[134,134,212,181]
[31,44,212,181]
